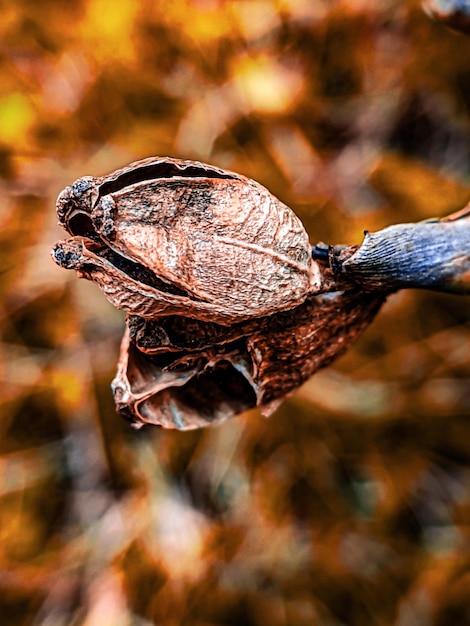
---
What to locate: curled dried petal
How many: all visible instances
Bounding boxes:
[53,157,321,324]
[113,292,384,430]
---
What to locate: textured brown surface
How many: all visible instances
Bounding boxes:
[2,2,470,624]
[53,156,468,430]
[53,157,318,324]
[53,157,388,430]
[112,291,384,429]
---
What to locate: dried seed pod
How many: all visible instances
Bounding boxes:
[52,156,470,429]
[112,291,384,430]
[52,156,389,430]
[52,157,321,324]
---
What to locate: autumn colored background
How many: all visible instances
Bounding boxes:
[1,1,470,624]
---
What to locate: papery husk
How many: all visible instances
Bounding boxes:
[53,156,320,324]
[113,291,384,430]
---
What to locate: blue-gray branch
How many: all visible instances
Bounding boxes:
[335,206,470,294]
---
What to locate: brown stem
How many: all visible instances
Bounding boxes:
[330,204,470,295]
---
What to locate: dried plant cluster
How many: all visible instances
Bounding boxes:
[53,157,385,429]
[4,2,470,624]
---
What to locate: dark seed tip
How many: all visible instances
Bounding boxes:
[51,243,81,269]
[71,177,93,199]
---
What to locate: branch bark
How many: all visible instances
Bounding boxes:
[329,204,470,295]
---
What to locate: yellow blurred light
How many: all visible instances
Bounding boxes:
[145,0,234,43]
[234,55,303,114]
[233,1,281,41]
[79,0,138,62]
[51,370,84,410]
[0,93,35,148]
[189,8,232,42]
[276,0,328,20]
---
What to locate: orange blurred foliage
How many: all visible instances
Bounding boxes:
[0,0,470,624]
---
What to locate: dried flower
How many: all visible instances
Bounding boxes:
[52,157,320,324]
[52,156,384,429]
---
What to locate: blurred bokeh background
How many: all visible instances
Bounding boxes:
[1,1,470,624]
